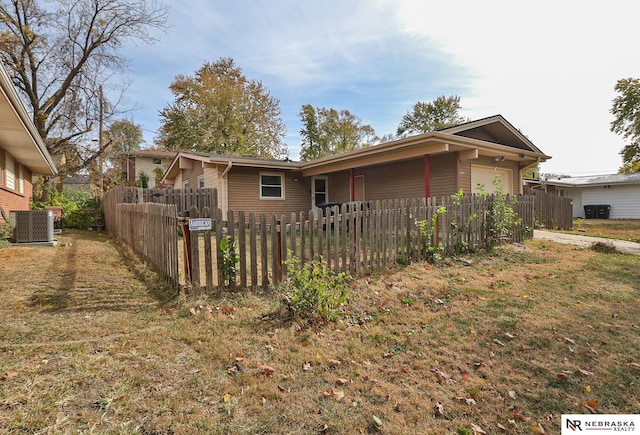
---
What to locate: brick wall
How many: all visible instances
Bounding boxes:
[0,166,33,211]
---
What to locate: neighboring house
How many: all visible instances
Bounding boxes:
[61,174,93,192]
[540,173,640,219]
[162,115,550,218]
[124,149,176,188]
[0,63,56,212]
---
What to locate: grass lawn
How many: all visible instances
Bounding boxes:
[555,219,640,243]
[0,230,639,434]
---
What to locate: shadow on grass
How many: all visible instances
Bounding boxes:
[28,230,178,313]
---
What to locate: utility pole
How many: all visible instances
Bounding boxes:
[98,85,104,193]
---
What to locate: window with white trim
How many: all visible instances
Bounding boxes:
[260,172,284,199]
[5,153,15,191]
[198,176,205,188]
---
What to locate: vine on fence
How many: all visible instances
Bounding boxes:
[219,234,239,286]
[418,205,447,263]
[486,178,522,246]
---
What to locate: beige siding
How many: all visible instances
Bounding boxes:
[228,167,310,216]
[180,165,204,189]
[458,156,519,194]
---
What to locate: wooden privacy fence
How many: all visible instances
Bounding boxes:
[114,202,180,288]
[102,186,217,234]
[182,194,534,291]
[533,191,573,229]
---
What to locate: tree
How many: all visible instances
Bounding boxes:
[106,119,144,153]
[610,78,640,173]
[0,0,168,176]
[299,105,377,161]
[157,57,287,159]
[396,95,468,137]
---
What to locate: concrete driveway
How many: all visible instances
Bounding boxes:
[534,230,640,255]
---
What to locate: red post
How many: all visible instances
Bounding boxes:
[350,168,355,201]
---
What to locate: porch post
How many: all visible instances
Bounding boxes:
[350,168,355,201]
[424,154,431,198]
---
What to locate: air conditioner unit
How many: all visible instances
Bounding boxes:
[10,210,54,243]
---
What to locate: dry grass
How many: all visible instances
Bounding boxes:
[0,230,639,434]
[559,219,640,243]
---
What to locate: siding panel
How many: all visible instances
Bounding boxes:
[228,167,310,216]
[581,185,640,219]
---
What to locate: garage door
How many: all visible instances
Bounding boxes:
[471,165,513,195]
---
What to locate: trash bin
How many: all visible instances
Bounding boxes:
[596,205,611,219]
[584,205,597,219]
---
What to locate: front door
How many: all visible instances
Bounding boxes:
[312,176,328,209]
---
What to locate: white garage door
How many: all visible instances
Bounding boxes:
[471,165,513,195]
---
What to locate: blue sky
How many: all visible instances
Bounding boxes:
[117,0,640,176]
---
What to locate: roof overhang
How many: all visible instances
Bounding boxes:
[301,131,550,177]
[0,64,56,175]
[162,152,301,184]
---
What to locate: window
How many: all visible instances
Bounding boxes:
[152,157,162,165]
[183,181,190,190]
[198,176,205,188]
[5,153,15,190]
[260,173,284,199]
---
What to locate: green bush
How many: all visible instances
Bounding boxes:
[0,221,14,248]
[32,185,103,229]
[277,255,350,322]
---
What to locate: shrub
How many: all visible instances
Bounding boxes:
[277,255,350,322]
[32,187,103,229]
[0,220,14,248]
[219,234,239,286]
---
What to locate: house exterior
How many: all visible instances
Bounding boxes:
[540,173,640,219]
[162,115,550,217]
[0,63,56,212]
[124,149,176,188]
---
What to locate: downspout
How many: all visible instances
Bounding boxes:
[221,161,232,214]
[350,168,355,201]
[424,155,431,198]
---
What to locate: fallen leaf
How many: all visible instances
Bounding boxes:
[3,371,18,380]
[629,362,640,370]
[585,385,592,393]
[586,399,598,409]
[277,385,287,392]
[327,359,341,367]
[337,378,348,385]
[531,423,546,434]
[462,373,470,381]
[235,353,244,362]
[513,410,525,420]
[564,337,576,344]
[493,339,506,346]
[258,362,275,376]
[556,372,571,380]
[223,393,231,403]
[302,362,311,371]
[508,390,517,400]
[432,368,455,382]
[465,398,477,406]
[322,389,344,401]
[497,423,506,431]
[372,415,383,427]
[471,423,487,434]
[578,369,593,376]
[189,307,198,316]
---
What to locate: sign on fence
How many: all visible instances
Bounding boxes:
[188,218,212,231]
